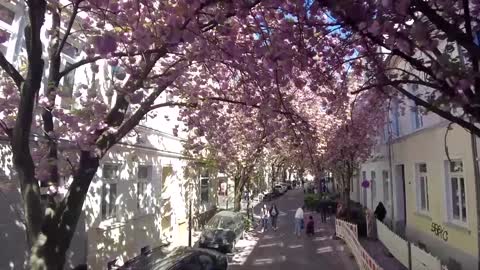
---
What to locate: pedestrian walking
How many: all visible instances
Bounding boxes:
[306,215,315,236]
[261,204,269,232]
[269,203,279,231]
[294,206,304,237]
[374,202,387,222]
[319,199,328,223]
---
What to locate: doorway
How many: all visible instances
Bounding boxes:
[394,164,406,236]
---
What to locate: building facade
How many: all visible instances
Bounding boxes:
[355,59,480,269]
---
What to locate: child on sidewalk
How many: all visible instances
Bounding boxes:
[306,215,315,236]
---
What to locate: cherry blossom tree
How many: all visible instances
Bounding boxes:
[0,0,296,268]
[323,88,387,206]
[0,0,380,268]
[317,0,480,136]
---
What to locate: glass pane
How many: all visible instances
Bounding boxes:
[451,177,460,219]
[0,5,15,25]
[450,161,463,173]
[138,166,149,179]
[101,184,107,219]
[201,169,209,178]
[62,63,75,99]
[0,28,10,44]
[371,171,376,180]
[362,171,366,180]
[420,177,426,210]
[460,177,467,222]
[109,184,117,217]
[418,163,427,173]
[425,177,429,210]
[201,178,209,187]
[103,164,118,179]
[62,42,78,58]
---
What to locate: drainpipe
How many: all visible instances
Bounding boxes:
[388,129,395,229]
[387,100,395,230]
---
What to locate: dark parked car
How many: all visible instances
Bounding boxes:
[119,246,228,270]
[286,182,292,190]
[199,211,244,253]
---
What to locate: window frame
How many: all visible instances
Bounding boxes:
[415,163,429,214]
[137,164,152,212]
[0,2,22,60]
[59,41,79,109]
[445,160,468,226]
[411,105,423,130]
[370,171,376,207]
[200,169,210,203]
[101,163,120,220]
[382,170,389,203]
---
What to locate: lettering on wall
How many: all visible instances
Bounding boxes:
[430,222,448,241]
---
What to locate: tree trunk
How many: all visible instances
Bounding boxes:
[233,191,242,212]
[29,151,99,270]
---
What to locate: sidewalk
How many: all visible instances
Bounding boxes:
[359,238,407,270]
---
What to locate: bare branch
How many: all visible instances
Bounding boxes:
[411,0,480,60]
[56,0,81,58]
[149,101,196,110]
[393,85,480,135]
[0,53,24,88]
[351,79,442,94]
[444,122,454,163]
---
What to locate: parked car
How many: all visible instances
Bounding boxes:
[119,246,228,270]
[286,182,292,190]
[274,184,285,194]
[199,211,245,253]
[277,183,288,193]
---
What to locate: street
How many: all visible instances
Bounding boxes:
[228,189,359,270]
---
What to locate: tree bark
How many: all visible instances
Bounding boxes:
[30,151,99,270]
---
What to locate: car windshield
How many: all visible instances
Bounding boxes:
[206,215,235,230]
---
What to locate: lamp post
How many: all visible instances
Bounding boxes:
[188,199,192,247]
[188,180,193,247]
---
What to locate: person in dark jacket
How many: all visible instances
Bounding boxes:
[306,216,315,236]
[374,202,387,222]
[319,199,328,223]
[269,203,279,231]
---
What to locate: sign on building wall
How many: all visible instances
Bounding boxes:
[430,222,448,242]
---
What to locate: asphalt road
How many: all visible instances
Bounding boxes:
[228,188,359,270]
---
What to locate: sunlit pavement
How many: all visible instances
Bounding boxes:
[228,189,359,270]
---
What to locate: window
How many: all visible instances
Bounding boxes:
[415,163,429,212]
[101,164,119,220]
[474,30,480,46]
[446,160,467,223]
[59,42,79,109]
[382,170,389,202]
[391,100,400,137]
[200,169,210,203]
[411,105,423,130]
[137,165,152,211]
[0,3,16,56]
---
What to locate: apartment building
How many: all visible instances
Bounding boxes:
[355,55,480,269]
[0,1,220,269]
